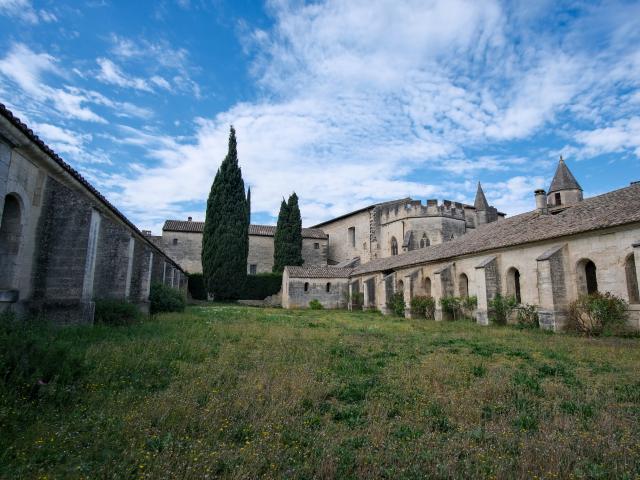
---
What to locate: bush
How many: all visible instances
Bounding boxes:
[462,295,478,314]
[94,299,142,326]
[567,292,628,336]
[241,273,282,300]
[348,291,364,309]
[309,299,324,310]
[150,283,186,314]
[516,304,539,329]
[0,312,84,404]
[187,273,207,300]
[439,296,462,320]
[410,295,436,319]
[387,292,405,317]
[489,294,518,325]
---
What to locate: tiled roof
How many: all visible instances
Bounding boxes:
[353,182,640,276]
[163,220,327,239]
[0,104,185,273]
[286,266,353,279]
[549,158,582,193]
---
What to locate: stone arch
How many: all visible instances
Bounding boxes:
[391,237,398,256]
[397,279,404,294]
[506,267,522,303]
[0,193,24,290]
[423,276,432,296]
[576,258,598,295]
[458,273,468,298]
[625,254,639,304]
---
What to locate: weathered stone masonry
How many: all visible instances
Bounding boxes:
[0,104,185,324]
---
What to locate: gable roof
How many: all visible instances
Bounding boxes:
[0,103,185,273]
[548,157,582,193]
[352,182,640,276]
[163,220,327,239]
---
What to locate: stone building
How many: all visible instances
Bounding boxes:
[160,219,328,274]
[282,159,640,331]
[0,104,186,324]
[312,186,504,266]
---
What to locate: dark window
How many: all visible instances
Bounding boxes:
[555,192,561,205]
[249,264,257,275]
[173,238,178,245]
[626,254,639,304]
[585,260,598,294]
[326,282,331,292]
[348,227,355,247]
[514,270,521,303]
[391,237,398,256]
[314,242,319,249]
[459,273,468,298]
[0,194,22,290]
[304,282,309,292]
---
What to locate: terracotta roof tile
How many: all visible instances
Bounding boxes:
[286,266,353,278]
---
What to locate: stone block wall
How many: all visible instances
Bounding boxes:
[302,238,328,266]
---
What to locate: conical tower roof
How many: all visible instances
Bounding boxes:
[474,182,489,211]
[548,156,582,194]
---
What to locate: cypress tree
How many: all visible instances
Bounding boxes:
[287,192,303,266]
[273,193,304,272]
[202,126,249,299]
[272,198,289,273]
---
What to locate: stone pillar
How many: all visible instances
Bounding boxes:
[403,274,412,319]
[379,272,393,315]
[82,209,101,301]
[474,256,500,326]
[348,282,353,311]
[432,268,444,321]
[633,242,640,297]
[363,278,369,310]
[124,236,135,299]
[536,244,568,331]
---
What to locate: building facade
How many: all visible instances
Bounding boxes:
[0,105,186,324]
[282,159,640,331]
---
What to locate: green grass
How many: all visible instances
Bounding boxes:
[1,306,640,479]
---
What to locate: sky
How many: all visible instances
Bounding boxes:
[0,0,639,232]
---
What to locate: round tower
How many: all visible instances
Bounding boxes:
[547,156,583,207]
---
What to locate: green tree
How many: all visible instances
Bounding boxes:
[286,192,303,266]
[202,126,249,299]
[273,198,290,273]
[273,192,304,273]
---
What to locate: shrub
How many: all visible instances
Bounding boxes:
[94,299,142,326]
[309,299,324,310]
[410,295,436,319]
[150,283,186,314]
[489,294,518,325]
[0,312,84,405]
[462,295,478,314]
[567,292,628,336]
[187,273,207,300]
[387,292,405,317]
[349,292,364,309]
[439,296,462,320]
[241,273,282,300]
[516,304,539,329]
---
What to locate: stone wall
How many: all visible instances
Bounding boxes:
[248,234,275,273]
[316,210,372,264]
[302,237,328,266]
[281,270,348,309]
[160,230,203,274]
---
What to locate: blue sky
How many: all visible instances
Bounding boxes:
[0,0,639,231]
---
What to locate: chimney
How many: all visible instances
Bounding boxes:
[188,216,192,222]
[535,189,547,213]
[141,230,152,236]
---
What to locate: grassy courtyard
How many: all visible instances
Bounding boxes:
[1,306,639,479]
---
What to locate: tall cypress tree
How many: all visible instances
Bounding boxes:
[287,192,303,266]
[273,193,304,272]
[202,126,249,299]
[272,198,289,273]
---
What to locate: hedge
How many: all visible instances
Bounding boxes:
[241,273,282,300]
[150,283,186,314]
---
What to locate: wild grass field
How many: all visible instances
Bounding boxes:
[1,306,639,479]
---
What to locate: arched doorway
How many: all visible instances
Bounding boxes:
[424,276,432,297]
[577,259,598,295]
[506,267,522,303]
[458,273,468,298]
[0,194,23,290]
[625,254,639,304]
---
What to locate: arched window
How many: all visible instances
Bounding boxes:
[625,254,639,304]
[397,279,404,293]
[304,282,309,292]
[326,282,331,293]
[577,259,598,295]
[391,237,398,256]
[506,267,521,303]
[424,276,431,296]
[420,234,430,248]
[0,194,23,290]
[458,273,468,298]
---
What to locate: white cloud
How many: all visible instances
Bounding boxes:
[96,58,153,92]
[0,0,55,24]
[574,117,640,158]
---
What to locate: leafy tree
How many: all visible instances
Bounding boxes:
[273,199,290,273]
[286,192,303,266]
[202,126,249,299]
